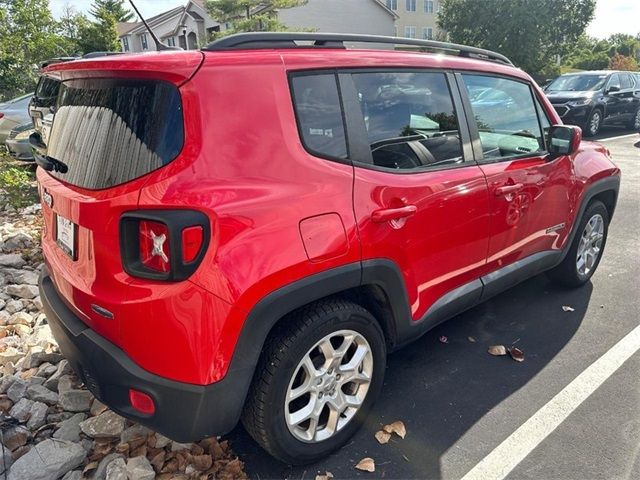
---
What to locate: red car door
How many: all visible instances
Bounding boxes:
[345,70,491,324]
[457,73,573,275]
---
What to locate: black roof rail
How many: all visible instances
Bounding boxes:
[82,51,124,59]
[203,32,513,66]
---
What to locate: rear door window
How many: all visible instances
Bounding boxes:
[46,78,183,190]
[349,71,464,170]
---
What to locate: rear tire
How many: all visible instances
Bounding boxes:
[547,200,609,288]
[627,107,640,131]
[583,108,602,137]
[241,299,386,464]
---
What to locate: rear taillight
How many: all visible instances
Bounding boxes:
[0,112,4,119]
[120,210,210,281]
[139,220,170,273]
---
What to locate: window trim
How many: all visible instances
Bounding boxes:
[288,69,352,166]
[454,71,551,165]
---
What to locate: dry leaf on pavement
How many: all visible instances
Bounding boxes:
[488,345,508,356]
[508,347,525,362]
[375,430,391,444]
[383,420,406,439]
[355,457,376,472]
[316,472,334,480]
[562,305,575,312]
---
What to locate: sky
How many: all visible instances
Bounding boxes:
[49,0,640,39]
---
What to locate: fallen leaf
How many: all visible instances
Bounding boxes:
[355,457,375,472]
[468,336,476,343]
[83,461,99,476]
[192,454,213,471]
[508,347,525,362]
[316,472,334,480]
[375,430,391,444]
[562,305,575,312]
[439,335,449,344]
[383,420,406,439]
[488,345,508,356]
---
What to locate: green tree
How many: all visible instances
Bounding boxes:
[437,0,596,76]
[77,0,121,54]
[89,0,135,22]
[205,0,307,38]
[0,0,63,100]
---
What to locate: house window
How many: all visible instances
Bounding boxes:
[386,0,398,10]
[425,0,434,13]
[141,33,148,50]
[406,0,416,11]
[404,26,416,38]
[423,27,433,39]
[166,37,175,47]
[122,37,129,52]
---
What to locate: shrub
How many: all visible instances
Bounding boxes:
[0,159,38,209]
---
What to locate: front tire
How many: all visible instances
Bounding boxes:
[241,299,386,464]
[548,200,609,288]
[583,108,602,137]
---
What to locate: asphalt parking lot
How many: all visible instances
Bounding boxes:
[227,127,640,480]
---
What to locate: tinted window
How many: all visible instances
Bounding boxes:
[291,74,348,159]
[351,71,463,170]
[546,74,607,92]
[462,74,545,160]
[608,74,621,90]
[36,77,61,104]
[620,73,632,90]
[46,79,183,190]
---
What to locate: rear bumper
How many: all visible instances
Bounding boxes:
[5,138,34,161]
[39,269,247,441]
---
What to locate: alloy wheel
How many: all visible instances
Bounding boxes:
[576,213,604,276]
[634,109,640,130]
[589,111,601,136]
[284,330,373,443]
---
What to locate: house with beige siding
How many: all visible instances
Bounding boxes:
[384,0,442,40]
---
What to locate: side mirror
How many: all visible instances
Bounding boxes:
[606,85,620,94]
[548,125,582,157]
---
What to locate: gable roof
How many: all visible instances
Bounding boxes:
[117,22,138,36]
[126,5,185,36]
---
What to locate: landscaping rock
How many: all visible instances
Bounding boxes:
[22,350,63,369]
[7,439,87,480]
[8,311,33,326]
[9,397,34,423]
[53,413,86,442]
[105,457,127,480]
[59,389,92,412]
[27,383,58,405]
[94,453,125,480]
[126,455,155,480]
[61,471,82,480]
[1,445,13,474]
[1,426,29,451]
[25,401,48,429]
[80,410,126,439]
[0,254,25,268]
[43,359,73,391]
[5,284,39,299]
[6,377,27,402]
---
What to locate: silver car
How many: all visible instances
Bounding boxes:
[0,93,33,144]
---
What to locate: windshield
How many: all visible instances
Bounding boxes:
[547,74,608,92]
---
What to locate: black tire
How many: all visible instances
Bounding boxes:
[583,108,603,137]
[547,200,609,288]
[626,107,640,131]
[241,299,386,464]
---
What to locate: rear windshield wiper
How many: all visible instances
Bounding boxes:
[29,131,68,173]
[35,155,68,173]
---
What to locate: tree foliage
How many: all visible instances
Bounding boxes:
[89,0,135,22]
[0,0,63,100]
[437,0,596,75]
[205,0,307,37]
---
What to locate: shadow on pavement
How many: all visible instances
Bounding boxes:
[226,274,593,479]
[590,125,636,141]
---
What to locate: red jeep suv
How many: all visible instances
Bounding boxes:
[36,33,620,464]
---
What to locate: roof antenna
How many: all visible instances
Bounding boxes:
[128,0,181,51]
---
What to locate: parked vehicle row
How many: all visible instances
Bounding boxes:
[544,70,640,136]
[34,33,620,464]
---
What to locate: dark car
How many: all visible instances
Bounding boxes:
[545,70,640,136]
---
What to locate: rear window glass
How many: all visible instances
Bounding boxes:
[290,74,348,159]
[46,79,183,190]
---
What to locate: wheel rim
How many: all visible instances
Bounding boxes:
[589,111,601,135]
[576,214,604,276]
[284,329,373,443]
[634,109,640,130]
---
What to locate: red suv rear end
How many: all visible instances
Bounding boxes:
[38,33,620,464]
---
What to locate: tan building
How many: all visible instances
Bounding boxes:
[384,0,441,40]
